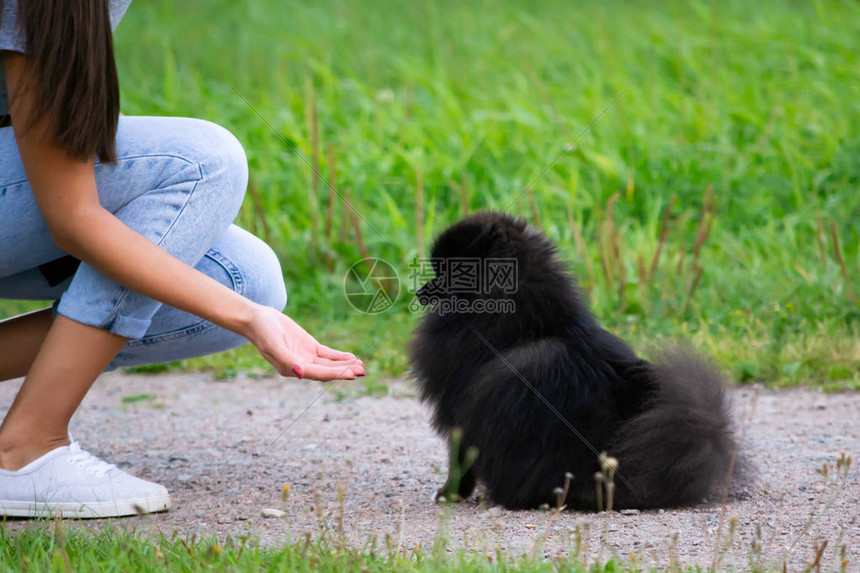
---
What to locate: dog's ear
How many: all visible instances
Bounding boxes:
[429,221,486,260]
[431,212,518,260]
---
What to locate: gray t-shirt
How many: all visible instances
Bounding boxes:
[0,0,132,116]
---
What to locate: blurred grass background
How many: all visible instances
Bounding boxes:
[2,0,859,388]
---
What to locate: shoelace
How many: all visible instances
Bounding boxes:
[67,439,117,477]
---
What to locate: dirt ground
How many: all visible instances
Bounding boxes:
[1,371,857,570]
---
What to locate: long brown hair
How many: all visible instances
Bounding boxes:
[3,0,120,163]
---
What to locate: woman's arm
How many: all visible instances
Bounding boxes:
[4,52,363,381]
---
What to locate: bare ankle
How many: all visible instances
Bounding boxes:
[0,432,70,471]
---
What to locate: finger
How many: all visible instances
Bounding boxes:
[313,356,365,370]
[301,363,359,382]
[317,344,358,362]
[339,360,365,377]
[316,350,364,371]
[260,346,303,379]
[323,357,365,376]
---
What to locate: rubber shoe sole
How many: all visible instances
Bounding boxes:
[0,493,170,518]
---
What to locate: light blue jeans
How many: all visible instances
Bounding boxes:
[0,116,287,370]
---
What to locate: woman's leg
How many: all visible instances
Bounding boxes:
[0,225,286,470]
[0,116,250,472]
[0,318,128,470]
[0,309,53,382]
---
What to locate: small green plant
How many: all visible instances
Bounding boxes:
[440,427,479,503]
[121,393,157,404]
[123,362,179,375]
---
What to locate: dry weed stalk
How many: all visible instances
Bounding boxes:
[690,184,716,266]
[338,171,351,243]
[829,219,856,302]
[404,83,413,120]
[605,193,625,307]
[637,254,648,310]
[815,214,827,268]
[679,185,717,313]
[325,143,337,271]
[526,185,543,231]
[325,143,337,239]
[307,81,320,243]
[460,172,469,216]
[675,250,686,277]
[335,482,347,543]
[343,187,371,262]
[648,193,676,283]
[809,539,829,573]
[614,236,626,307]
[598,192,622,302]
[568,203,596,289]
[680,264,705,315]
[572,522,591,565]
[246,176,272,245]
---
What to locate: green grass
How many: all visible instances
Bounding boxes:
[0,519,798,573]
[2,0,859,387]
[0,523,619,573]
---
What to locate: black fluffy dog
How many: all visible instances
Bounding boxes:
[409,212,746,510]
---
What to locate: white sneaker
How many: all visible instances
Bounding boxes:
[0,438,170,518]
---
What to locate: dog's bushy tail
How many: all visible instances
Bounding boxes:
[610,346,749,508]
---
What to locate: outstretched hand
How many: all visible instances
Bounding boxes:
[245,305,365,381]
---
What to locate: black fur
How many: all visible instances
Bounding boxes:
[409,211,747,510]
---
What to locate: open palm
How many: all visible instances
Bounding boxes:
[246,306,364,381]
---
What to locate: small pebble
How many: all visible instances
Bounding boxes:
[261,508,286,518]
[620,509,640,515]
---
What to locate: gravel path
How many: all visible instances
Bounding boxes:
[1,372,857,570]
